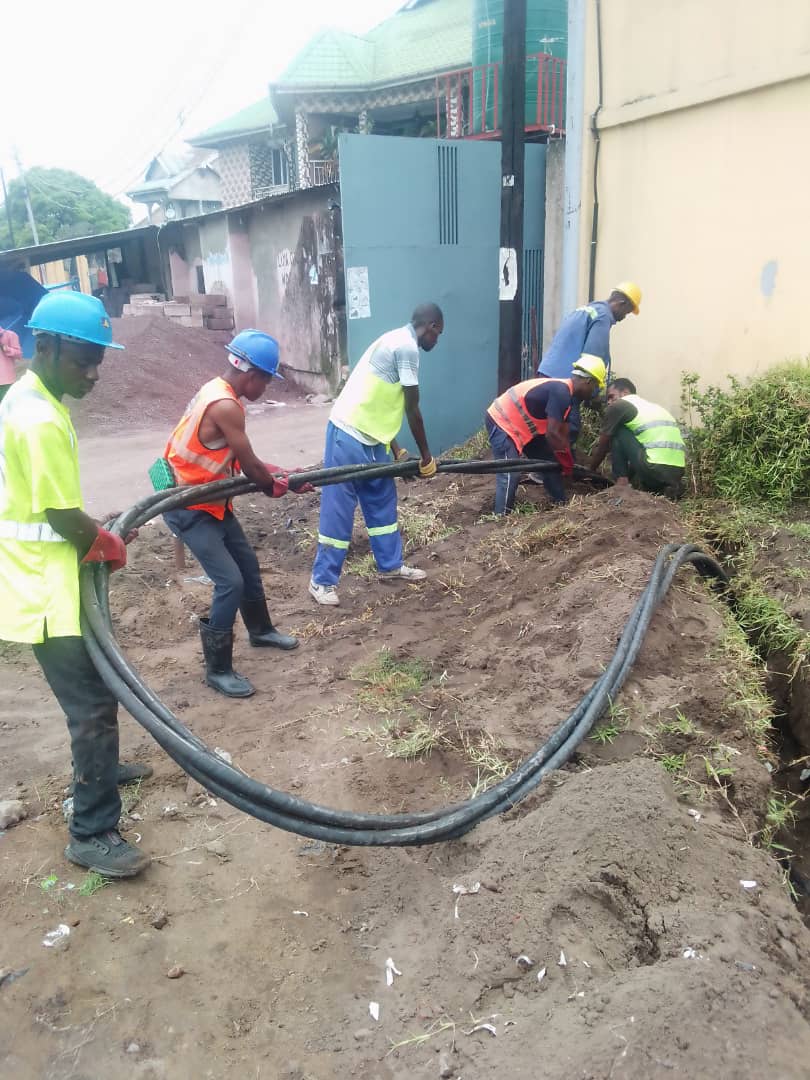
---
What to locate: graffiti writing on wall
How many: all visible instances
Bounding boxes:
[276,248,293,294]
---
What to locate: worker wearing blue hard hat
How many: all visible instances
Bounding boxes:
[157,329,314,698]
[0,291,151,878]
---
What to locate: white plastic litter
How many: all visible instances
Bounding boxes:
[740,880,757,889]
[799,767,810,783]
[452,881,481,919]
[292,910,309,917]
[385,957,402,986]
[687,809,702,822]
[537,967,547,982]
[682,947,700,959]
[214,747,233,765]
[42,924,71,947]
[558,950,567,967]
[515,954,533,971]
[369,1002,380,1021]
[464,1023,497,1037]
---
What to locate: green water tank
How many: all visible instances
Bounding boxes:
[472,0,568,132]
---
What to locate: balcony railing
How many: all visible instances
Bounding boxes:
[435,53,566,140]
[310,159,339,186]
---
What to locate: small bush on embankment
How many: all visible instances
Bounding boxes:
[681,362,810,505]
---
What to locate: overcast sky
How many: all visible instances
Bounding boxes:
[0,0,403,209]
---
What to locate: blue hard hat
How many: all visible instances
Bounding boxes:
[26,291,123,350]
[226,329,283,378]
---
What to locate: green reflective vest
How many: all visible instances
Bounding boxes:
[623,395,685,468]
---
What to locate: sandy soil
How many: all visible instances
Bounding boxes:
[2,469,809,1079]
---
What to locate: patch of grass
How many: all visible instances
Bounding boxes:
[661,752,688,776]
[709,609,775,743]
[120,780,142,815]
[78,871,111,897]
[511,499,540,516]
[512,517,583,555]
[345,552,377,579]
[448,428,490,461]
[659,709,696,736]
[590,722,621,745]
[464,731,512,794]
[398,506,459,551]
[784,565,810,582]
[350,647,431,711]
[386,717,444,760]
[785,522,810,541]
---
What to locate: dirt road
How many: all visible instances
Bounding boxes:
[2,469,810,1079]
[78,404,328,514]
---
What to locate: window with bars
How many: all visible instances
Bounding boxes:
[249,142,289,198]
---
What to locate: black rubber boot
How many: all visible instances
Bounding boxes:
[240,597,299,650]
[199,617,255,698]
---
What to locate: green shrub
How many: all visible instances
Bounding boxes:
[681,363,810,506]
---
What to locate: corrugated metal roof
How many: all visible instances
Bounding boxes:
[0,226,159,268]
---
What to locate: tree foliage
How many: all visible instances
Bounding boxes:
[0,167,130,249]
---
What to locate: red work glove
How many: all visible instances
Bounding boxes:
[289,467,316,495]
[261,464,289,498]
[81,528,128,572]
[554,447,575,477]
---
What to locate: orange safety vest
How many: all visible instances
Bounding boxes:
[487,377,573,452]
[165,377,244,519]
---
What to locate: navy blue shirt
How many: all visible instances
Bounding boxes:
[522,381,572,457]
[538,301,614,379]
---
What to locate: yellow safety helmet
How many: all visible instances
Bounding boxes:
[614,280,642,315]
[572,354,607,391]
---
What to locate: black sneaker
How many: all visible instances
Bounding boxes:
[65,830,151,878]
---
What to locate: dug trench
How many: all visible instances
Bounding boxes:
[2,477,810,1078]
[688,504,810,925]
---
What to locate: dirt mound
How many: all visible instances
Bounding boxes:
[69,316,302,434]
[1,478,808,1078]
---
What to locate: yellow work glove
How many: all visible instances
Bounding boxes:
[396,448,409,461]
[418,456,438,478]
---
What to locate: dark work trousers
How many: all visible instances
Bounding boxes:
[611,427,685,497]
[485,415,566,513]
[163,507,265,631]
[32,632,121,839]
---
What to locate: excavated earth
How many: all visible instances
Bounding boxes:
[2,477,810,1079]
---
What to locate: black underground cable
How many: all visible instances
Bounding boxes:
[81,461,729,845]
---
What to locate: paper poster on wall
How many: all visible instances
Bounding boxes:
[347,266,371,319]
[499,248,518,301]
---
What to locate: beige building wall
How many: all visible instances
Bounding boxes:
[576,0,810,413]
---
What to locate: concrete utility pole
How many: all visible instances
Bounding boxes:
[561,0,585,314]
[497,0,527,393]
[0,167,16,248]
[14,149,40,247]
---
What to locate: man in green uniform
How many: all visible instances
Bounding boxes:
[586,377,686,498]
[0,291,150,877]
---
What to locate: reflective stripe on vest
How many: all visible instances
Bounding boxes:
[623,395,686,467]
[0,520,66,542]
[165,378,244,519]
[487,377,573,453]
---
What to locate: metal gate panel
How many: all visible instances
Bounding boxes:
[340,134,545,453]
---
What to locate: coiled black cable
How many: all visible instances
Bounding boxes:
[80,460,727,845]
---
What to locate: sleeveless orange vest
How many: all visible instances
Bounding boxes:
[165,377,244,519]
[487,377,573,452]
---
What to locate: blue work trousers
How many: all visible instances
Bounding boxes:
[485,415,566,514]
[163,508,265,631]
[311,422,403,586]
